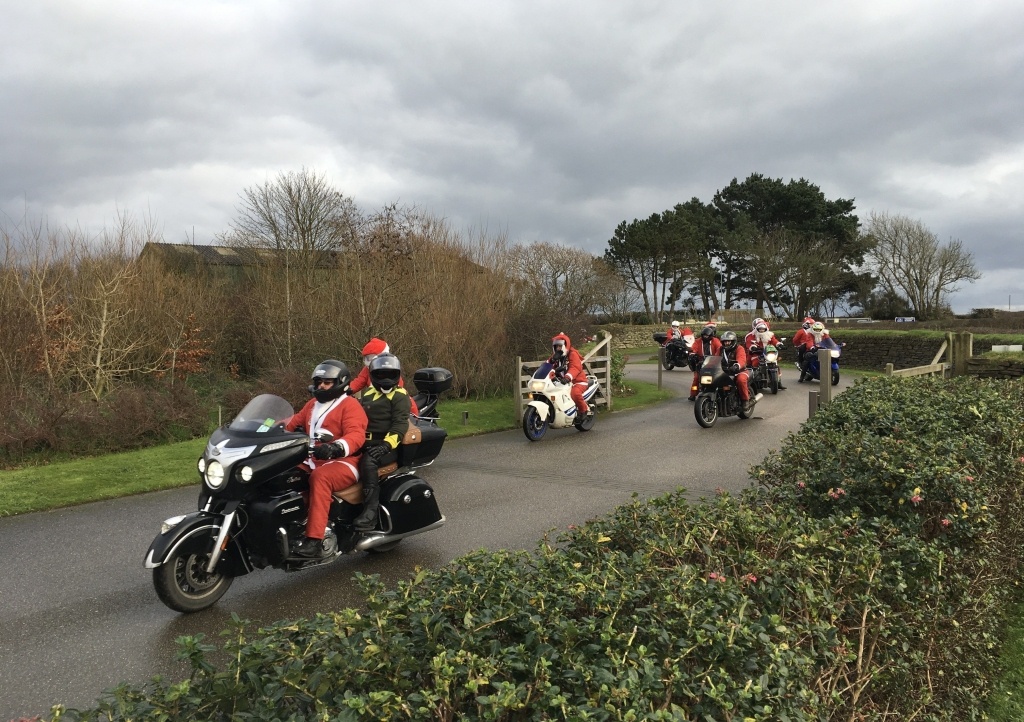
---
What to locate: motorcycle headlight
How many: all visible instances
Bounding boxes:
[239,465,254,482]
[830,350,841,358]
[205,460,226,489]
[197,457,206,474]
[700,375,713,385]
[160,515,186,535]
[765,352,777,363]
[529,380,546,392]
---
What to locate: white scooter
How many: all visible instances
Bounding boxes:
[522,361,601,441]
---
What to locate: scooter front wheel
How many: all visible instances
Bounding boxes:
[522,406,549,441]
[832,369,840,386]
[153,537,234,613]
[694,395,718,428]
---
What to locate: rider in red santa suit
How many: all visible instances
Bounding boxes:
[350,337,418,415]
[688,322,722,401]
[791,317,816,368]
[549,332,592,418]
[744,320,787,390]
[718,331,752,404]
[283,359,369,558]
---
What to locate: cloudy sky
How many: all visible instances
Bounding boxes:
[3,1,1022,313]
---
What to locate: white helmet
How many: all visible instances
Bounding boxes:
[671,320,680,328]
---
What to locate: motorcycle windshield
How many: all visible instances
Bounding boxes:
[701,355,723,372]
[228,394,295,433]
[533,361,554,379]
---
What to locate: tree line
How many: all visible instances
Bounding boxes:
[603,172,981,323]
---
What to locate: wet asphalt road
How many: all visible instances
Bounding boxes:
[0,363,853,719]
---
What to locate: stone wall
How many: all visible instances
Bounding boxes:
[599,324,1008,373]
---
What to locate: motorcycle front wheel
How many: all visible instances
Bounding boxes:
[768,368,779,394]
[694,395,718,428]
[832,369,840,386]
[522,406,549,441]
[153,537,234,613]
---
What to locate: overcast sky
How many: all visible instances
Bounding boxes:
[3,1,1022,313]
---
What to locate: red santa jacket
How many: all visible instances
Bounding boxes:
[792,328,814,352]
[691,335,722,359]
[284,393,368,459]
[549,332,585,383]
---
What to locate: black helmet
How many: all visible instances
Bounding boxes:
[700,325,716,340]
[720,331,738,351]
[309,359,350,402]
[369,353,401,392]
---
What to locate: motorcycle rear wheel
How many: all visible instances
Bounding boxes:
[694,395,718,428]
[574,411,596,432]
[661,357,675,371]
[153,540,234,613]
[522,406,549,441]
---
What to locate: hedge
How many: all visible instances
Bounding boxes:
[52,376,1024,721]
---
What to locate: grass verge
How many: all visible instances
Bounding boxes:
[0,381,670,517]
[989,602,1024,720]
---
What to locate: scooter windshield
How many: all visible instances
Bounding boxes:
[228,394,295,433]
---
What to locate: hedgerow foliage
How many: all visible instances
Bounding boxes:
[53,377,1024,721]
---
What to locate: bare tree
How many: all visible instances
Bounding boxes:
[223,169,359,364]
[866,212,980,320]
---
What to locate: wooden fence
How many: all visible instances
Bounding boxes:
[883,332,973,378]
[515,331,613,422]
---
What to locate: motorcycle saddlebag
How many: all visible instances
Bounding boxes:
[413,367,453,395]
[379,475,443,535]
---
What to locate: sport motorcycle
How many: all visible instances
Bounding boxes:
[693,356,761,428]
[522,361,601,441]
[802,340,844,386]
[145,367,452,613]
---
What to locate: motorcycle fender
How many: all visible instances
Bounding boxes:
[526,399,552,423]
[144,512,250,576]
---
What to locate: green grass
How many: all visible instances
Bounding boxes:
[989,602,1024,721]
[0,381,670,517]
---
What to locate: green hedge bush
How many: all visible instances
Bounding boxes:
[53,377,1024,721]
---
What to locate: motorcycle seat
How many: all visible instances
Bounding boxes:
[330,462,399,504]
[332,482,364,504]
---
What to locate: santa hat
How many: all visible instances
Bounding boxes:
[681,327,693,336]
[704,320,717,328]
[361,338,389,356]
[803,316,815,324]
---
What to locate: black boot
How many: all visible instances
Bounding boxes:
[353,475,380,531]
[294,536,325,558]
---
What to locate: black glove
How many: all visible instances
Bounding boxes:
[730,363,742,375]
[365,443,391,462]
[313,442,342,460]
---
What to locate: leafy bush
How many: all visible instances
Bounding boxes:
[52,376,1024,721]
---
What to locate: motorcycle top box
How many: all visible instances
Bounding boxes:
[414,367,453,395]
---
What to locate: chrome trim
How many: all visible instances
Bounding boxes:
[354,516,446,551]
[278,527,290,559]
[144,524,219,569]
[204,511,236,574]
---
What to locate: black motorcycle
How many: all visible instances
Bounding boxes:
[693,356,759,428]
[652,332,692,371]
[145,367,453,613]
